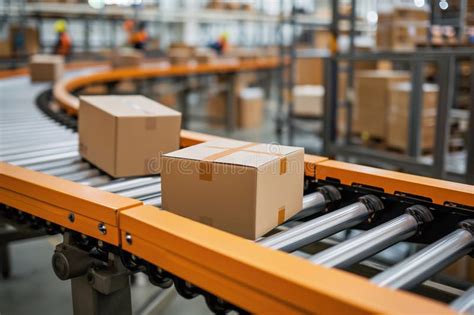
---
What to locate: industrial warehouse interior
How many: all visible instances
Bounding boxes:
[0,0,473,314]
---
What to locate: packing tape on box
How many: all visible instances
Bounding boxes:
[278,207,286,225]
[198,143,288,181]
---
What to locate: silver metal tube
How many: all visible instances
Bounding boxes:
[0,140,77,157]
[302,192,327,210]
[0,128,72,140]
[11,151,80,167]
[258,195,383,252]
[61,169,101,181]
[27,158,82,172]
[0,134,76,148]
[143,196,162,207]
[77,175,111,187]
[310,213,420,268]
[450,287,474,314]
[98,177,161,193]
[0,145,78,161]
[371,222,474,290]
[119,184,162,199]
[43,163,91,176]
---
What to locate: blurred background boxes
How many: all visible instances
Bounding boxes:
[387,82,438,152]
[110,48,143,69]
[293,85,324,117]
[29,54,64,82]
[353,70,410,138]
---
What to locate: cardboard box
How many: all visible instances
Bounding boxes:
[9,25,40,55]
[79,95,181,178]
[29,54,64,82]
[111,48,143,68]
[168,48,194,65]
[386,82,438,151]
[0,39,11,58]
[195,49,217,64]
[238,87,264,128]
[161,139,304,239]
[295,57,324,85]
[293,85,324,116]
[353,70,410,137]
[376,8,429,50]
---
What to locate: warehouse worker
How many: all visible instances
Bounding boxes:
[208,32,229,55]
[130,21,148,50]
[53,19,72,56]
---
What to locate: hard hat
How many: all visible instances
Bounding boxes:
[54,19,67,33]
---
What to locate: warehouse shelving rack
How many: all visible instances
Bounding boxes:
[322,49,474,185]
[276,0,359,147]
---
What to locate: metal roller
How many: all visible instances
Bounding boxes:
[98,177,161,193]
[77,175,111,187]
[290,185,341,221]
[258,195,384,252]
[450,287,474,314]
[61,169,102,181]
[43,163,92,176]
[0,145,78,162]
[371,220,474,290]
[0,140,78,157]
[27,157,83,172]
[310,205,433,269]
[11,151,80,167]
[118,184,162,199]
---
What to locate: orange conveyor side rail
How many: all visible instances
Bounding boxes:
[0,159,455,314]
[52,57,282,115]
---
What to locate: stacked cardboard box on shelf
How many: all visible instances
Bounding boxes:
[353,70,410,138]
[386,82,438,152]
[29,54,64,82]
[168,43,196,65]
[206,86,264,129]
[110,48,143,69]
[9,25,40,55]
[295,57,324,85]
[293,85,324,117]
[377,7,429,50]
[238,87,264,128]
[79,95,181,178]
[161,139,304,239]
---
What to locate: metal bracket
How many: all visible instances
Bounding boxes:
[52,232,132,315]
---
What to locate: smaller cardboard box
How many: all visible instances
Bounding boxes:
[295,56,324,85]
[29,54,64,82]
[238,87,264,128]
[386,82,438,151]
[79,95,181,178]
[161,139,304,239]
[111,48,143,69]
[293,85,325,116]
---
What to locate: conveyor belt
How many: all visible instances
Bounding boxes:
[1,86,473,314]
[0,104,163,207]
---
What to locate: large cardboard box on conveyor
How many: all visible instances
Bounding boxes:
[161,139,304,239]
[353,70,410,138]
[29,54,64,82]
[386,82,438,152]
[79,95,181,178]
